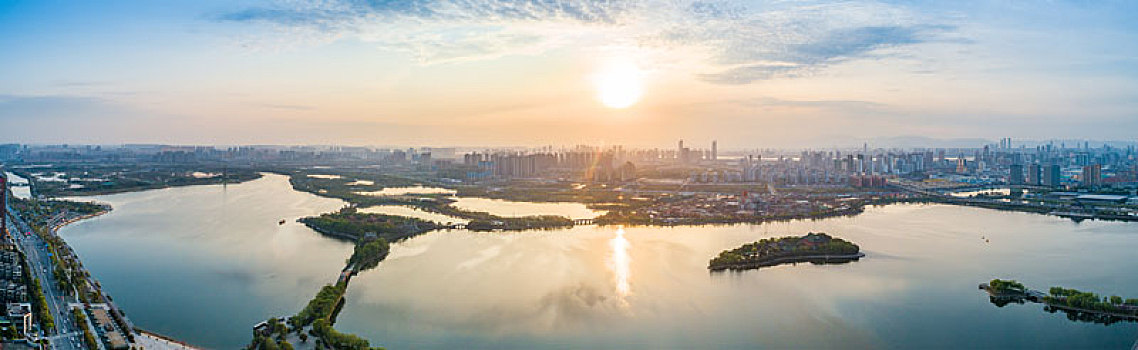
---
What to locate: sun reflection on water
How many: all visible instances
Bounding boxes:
[610,226,631,297]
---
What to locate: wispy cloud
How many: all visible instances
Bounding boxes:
[220,1,638,25]
[694,25,946,84]
[218,0,954,83]
[258,103,315,111]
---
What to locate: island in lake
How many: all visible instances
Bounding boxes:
[708,232,864,271]
[981,279,1138,325]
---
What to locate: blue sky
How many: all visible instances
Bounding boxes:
[1,0,1137,147]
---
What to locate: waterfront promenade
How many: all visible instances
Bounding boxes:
[5,197,203,350]
[136,331,205,350]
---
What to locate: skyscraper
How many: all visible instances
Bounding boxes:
[1082,164,1101,187]
[677,139,684,163]
[1009,164,1024,185]
[1043,164,1061,187]
[1027,164,1043,185]
[711,140,717,161]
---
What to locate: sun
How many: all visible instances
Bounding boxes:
[593,60,643,109]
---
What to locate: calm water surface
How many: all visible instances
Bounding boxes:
[59,174,351,348]
[60,175,1138,349]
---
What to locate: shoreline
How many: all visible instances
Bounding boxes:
[50,209,111,232]
[48,198,208,350]
[980,281,1138,324]
[137,329,206,350]
[21,172,263,198]
[709,252,866,271]
[1044,304,1138,321]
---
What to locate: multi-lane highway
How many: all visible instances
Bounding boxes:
[6,204,86,350]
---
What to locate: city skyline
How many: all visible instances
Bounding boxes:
[3,1,1138,146]
[4,2,1138,349]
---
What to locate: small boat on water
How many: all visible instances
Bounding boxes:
[279,219,287,225]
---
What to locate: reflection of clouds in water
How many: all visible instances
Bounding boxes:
[350,281,631,336]
[467,283,630,334]
[383,233,446,260]
[213,269,257,284]
[456,245,502,270]
[345,228,637,335]
[384,241,431,260]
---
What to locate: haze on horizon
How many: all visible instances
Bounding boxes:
[1,1,1137,148]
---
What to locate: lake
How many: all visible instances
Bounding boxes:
[59,174,1138,349]
[58,174,352,348]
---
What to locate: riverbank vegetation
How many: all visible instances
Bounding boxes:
[982,279,1138,325]
[12,164,261,197]
[9,197,108,230]
[11,248,55,332]
[311,318,379,350]
[709,232,861,270]
[463,215,574,231]
[29,278,54,332]
[595,204,866,226]
[348,239,389,272]
[284,282,383,350]
[988,279,1027,295]
[291,283,346,329]
[250,280,385,350]
[1045,287,1138,314]
[248,317,293,350]
[10,197,109,303]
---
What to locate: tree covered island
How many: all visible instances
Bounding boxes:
[980,279,1138,325]
[298,207,439,242]
[709,232,863,271]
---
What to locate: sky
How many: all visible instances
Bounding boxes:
[1,0,1137,148]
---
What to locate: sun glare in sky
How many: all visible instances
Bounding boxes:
[594,60,644,109]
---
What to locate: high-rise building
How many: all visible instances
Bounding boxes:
[1027,164,1043,185]
[999,137,1013,149]
[711,140,717,161]
[1043,164,1061,187]
[1082,164,1102,187]
[1009,164,1024,185]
